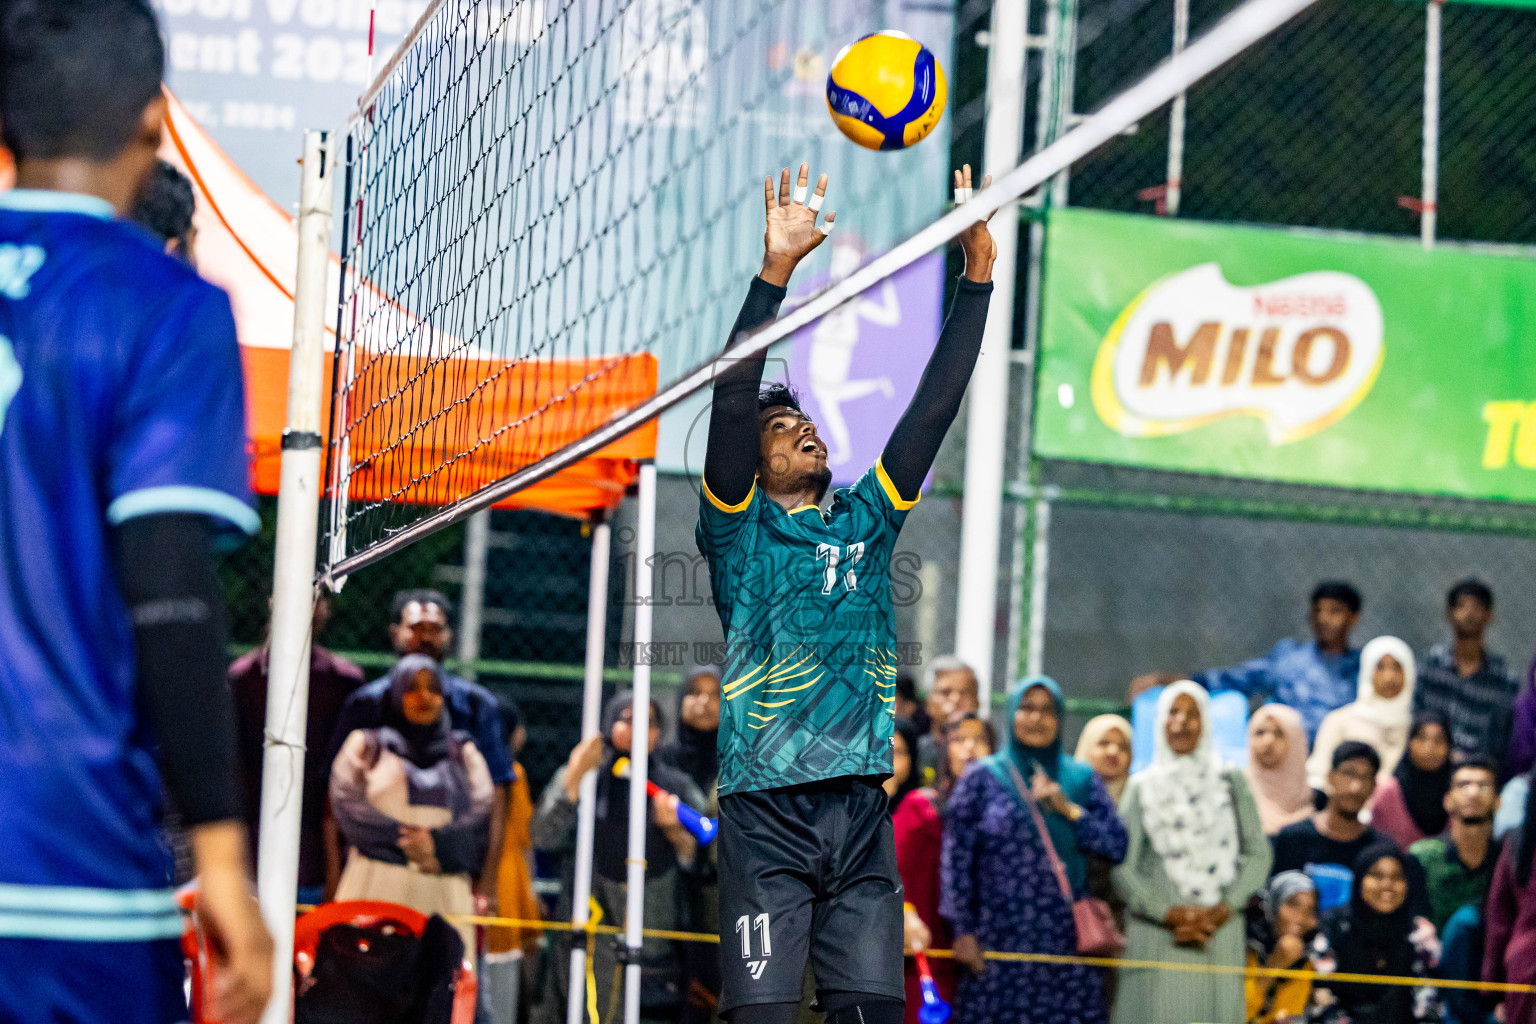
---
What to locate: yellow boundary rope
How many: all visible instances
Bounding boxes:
[360,911,1535,995]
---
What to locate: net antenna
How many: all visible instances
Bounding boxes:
[322,0,1322,585]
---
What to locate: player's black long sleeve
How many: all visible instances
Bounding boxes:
[880,277,994,500]
[702,275,788,506]
[115,512,242,827]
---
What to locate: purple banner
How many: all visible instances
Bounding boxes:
[784,247,947,487]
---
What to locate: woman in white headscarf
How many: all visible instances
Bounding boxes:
[1307,636,1416,791]
[1111,681,1272,1024]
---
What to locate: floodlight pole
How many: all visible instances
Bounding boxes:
[957,0,1029,707]
[623,463,659,1024]
[1421,0,1441,249]
[566,512,613,1024]
[256,129,333,1024]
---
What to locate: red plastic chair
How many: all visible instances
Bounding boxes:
[179,892,477,1024]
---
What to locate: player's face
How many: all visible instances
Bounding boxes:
[1408,721,1449,772]
[757,406,831,503]
[393,601,453,660]
[1359,856,1408,916]
[1164,694,1202,756]
[1446,767,1497,823]
[1090,727,1130,782]
[1251,717,1289,771]
[401,668,445,726]
[1013,685,1059,749]
[681,673,721,732]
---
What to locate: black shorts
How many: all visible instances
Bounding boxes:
[716,775,904,1014]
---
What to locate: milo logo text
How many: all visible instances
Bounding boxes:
[1090,264,1384,444]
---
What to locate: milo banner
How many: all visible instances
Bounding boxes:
[1033,208,1536,502]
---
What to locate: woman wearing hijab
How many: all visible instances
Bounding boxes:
[1247,704,1316,836]
[532,692,708,1024]
[1112,680,1272,1024]
[330,654,496,956]
[657,665,721,799]
[941,677,1128,1024]
[1246,871,1319,1024]
[887,718,953,1024]
[1076,714,1134,806]
[1308,637,1417,790]
[1308,842,1443,1023]
[1369,712,1453,850]
[1483,766,1536,1024]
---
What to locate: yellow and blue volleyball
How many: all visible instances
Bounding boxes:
[825,31,947,151]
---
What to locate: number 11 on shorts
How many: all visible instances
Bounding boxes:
[735,913,772,958]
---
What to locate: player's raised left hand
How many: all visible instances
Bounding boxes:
[954,164,996,284]
[761,162,836,287]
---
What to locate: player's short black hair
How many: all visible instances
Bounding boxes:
[894,673,918,705]
[390,588,456,625]
[1310,581,1362,614]
[1332,739,1381,774]
[131,160,195,253]
[757,382,803,415]
[0,0,165,161]
[1446,577,1493,611]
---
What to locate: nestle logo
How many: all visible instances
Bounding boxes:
[1251,292,1347,318]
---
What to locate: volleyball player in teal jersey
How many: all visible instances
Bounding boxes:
[697,164,995,1024]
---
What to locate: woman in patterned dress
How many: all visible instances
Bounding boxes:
[941,676,1128,1024]
[1112,680,1273,1024]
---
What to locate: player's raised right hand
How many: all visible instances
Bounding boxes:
[761,163,835,286]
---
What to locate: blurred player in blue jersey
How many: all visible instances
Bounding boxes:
[0,2,273,1022]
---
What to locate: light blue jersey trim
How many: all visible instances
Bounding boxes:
[0,883,183,941]
[0,882,179,917]
[0,189,115,220]
[0,910,183,942]
[106,486,260,535]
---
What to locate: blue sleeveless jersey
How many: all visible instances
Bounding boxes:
[0,190,256,941]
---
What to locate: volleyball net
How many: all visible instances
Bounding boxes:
[320,0,1323,581]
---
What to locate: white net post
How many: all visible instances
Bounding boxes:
[622,463,659,1024]
[567,514,612,1024]
[1166,0,1191,216]
[256,129,334,1024]
[958,0,1030,704]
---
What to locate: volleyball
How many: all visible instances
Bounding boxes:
[825,31,947,151]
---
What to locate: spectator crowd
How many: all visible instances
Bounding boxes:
[227,578,1536,1024]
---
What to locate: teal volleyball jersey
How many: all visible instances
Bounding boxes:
[696,459,915,796]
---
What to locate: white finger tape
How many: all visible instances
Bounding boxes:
[793,184,808,204]
[807,192,824,212]
[953,187,972,205]
[821,218,835,236]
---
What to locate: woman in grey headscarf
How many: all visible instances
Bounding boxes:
[1245,871,1319,1024]
[330,654,495,956]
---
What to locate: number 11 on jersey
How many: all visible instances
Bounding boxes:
[735,913,772,958]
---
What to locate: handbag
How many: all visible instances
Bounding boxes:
[1002,761,1127,958]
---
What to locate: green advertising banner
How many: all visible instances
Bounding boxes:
[1034,209,1536,502]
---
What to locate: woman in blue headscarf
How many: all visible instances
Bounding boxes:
[941,676,1129,1024]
